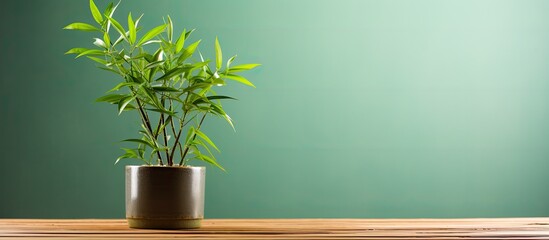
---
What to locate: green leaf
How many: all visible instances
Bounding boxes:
[122,138,154,148]
[152,86,180,92]
[87,56,107,65]
[207,95,237,101]
[194,139,215,160]
[185,29,195,39]
[112,33,126,47]
[63,22,100,32]
[146,108,177,116]
[103,2,114,19]
[195,129,219,152]
[93,38,107,48]
[116,148,146,165]
[89,0,103,24]
[75,49,105,58]
[178,40,201,63]
[155,66,191,82]
[98,66,120,75]
[184,126,196,145]
[144,60,164,70]
[229,64,261,73]
[103,0,120,33]
[211,103,235,131]
[128,12,136,44]
[139,85,162,107]
[196,153,225,171]
[105,16,127,42]
[103,32,111,47]
[107,82,139,92]
[182,83,212,94]
[118,96,136,115]
[175,28,186,53]
[192,95,236,105]
[65,48,89,55]
[153,49,164,61]
[137,24,166,46]
[128,75,145,84]
[224,74,255,87]
[96,94,126,103]
[226,55,237,70]
[167,15,173,42]
[215,37,222,70]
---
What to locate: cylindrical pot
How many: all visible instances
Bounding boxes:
[125,165,205,229]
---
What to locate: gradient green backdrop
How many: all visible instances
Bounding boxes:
[1,0,548,218]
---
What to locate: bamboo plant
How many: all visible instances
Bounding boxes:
[64,0,260,169]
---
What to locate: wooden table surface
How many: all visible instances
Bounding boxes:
[1,218,549,239]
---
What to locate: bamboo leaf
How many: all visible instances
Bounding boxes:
[89,0,103,24]
[139,85,162,107]
[63,22,100,32]
[207,95,237,101]
[87,56,107,65]
[167,15,173,42]
[76,49,105,58]
[128,12,136,44]
[116,148,145,165]
[178,40,201,63]
[122,138,155,148]
[96,94,126,104]
[105,16,127,42]
[229,63,261,73]
[103,0,120,33]
[215,37,222,70]
[175,28,186,53]
[93,38,107,48]
[118,96,136,115]
[103,32,111,47]
[226,55,237,70]
[144,60,164,70]
[195,129,219,152]
[65,48,89,55]
[98,66,120,75]
[155,66,191,82]
[107,82,139,92]
[210,103,235,131]
[184,127,195,145]
[152,86,180,92]
[196,153,225,171]
[137,24,166,46]
[224,74,255,87]
[146,108,177,116]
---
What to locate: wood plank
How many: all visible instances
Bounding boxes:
[0,218,548,239]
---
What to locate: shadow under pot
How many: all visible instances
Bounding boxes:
[125,165,205,229]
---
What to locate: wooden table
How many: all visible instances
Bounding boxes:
[1,218,549,239]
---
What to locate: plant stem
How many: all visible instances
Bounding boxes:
[136,98,164,166]
[155,98,171,165]
[169,111,187,165]
[106,50,164,165]
[168,99,184,161]
[179,113,207,166]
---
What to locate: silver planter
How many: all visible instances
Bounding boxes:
[125,165,206,229]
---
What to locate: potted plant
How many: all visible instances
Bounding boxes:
[64,0,259,229]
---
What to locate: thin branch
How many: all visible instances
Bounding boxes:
[179,113,207,166]
[169,111,187,165]
[136,98,164,166]
[169,99,184,161]
[107,50,163,165]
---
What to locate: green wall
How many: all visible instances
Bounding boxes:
[1,0,549,218]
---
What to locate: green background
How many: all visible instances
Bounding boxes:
[1,0,548,218]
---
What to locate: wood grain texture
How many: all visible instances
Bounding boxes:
[1,218,548,239]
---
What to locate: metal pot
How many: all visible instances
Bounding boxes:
[125,165,205,229]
